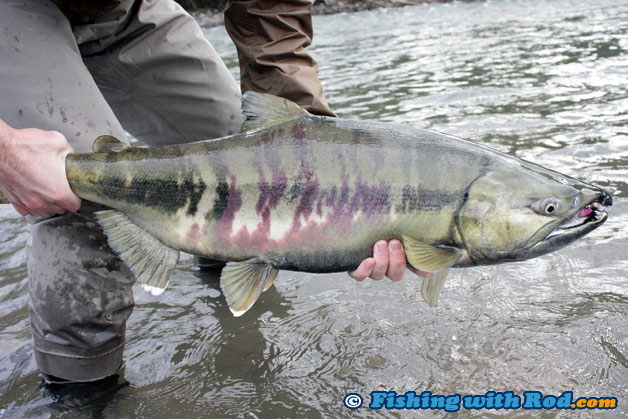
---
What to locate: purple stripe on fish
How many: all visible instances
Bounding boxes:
[256,170,288,215]
[213,176,242,237]
[291,170,320,231]
[292,122,306,140]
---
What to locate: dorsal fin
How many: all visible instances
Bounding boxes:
[93,135,129,153]
[241,91,308,132]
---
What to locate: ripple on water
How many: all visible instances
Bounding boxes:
[1,0,628,415]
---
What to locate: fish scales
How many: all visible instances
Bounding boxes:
[67,117,478,271]
[57,92,611,315]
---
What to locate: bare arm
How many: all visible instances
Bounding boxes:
[0,118,80,216]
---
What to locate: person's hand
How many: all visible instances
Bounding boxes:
[349,239,431,281]
[0,119,81,216]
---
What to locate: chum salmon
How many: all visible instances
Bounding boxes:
[1,92,613,316]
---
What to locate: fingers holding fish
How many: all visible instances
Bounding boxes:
[0,119,81,216]
[347,240,389,281]
[348,240,412,282]
[348,258,376,281]
[370,240,390,280]
[385,240,406,281]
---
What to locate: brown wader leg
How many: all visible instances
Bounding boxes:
[225,0,336,117]
[0,0,241,382]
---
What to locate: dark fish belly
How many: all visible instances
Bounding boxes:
[265,245,376,273]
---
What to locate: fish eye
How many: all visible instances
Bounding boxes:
[544,202,557,215]
[532,198,560,216]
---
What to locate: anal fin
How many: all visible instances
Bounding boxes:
[94,210,179,295]
[263,269,278,291]
[220,260,279,317]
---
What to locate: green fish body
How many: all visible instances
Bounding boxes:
[64,93,612,316]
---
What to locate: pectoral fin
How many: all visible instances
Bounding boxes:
[94,210,179,295]
[402,235,463,272]
[421,269,449,307]
[220,260,279,317]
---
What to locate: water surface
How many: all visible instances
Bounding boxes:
[1,0,627,416]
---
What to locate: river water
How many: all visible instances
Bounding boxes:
[1,0,627,417]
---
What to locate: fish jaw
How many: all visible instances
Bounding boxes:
[476,189,612,265]
[455,159,614,266]
[522,191,612,259]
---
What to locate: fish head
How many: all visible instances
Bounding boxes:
[456,164,612,265]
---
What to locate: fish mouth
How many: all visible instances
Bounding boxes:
[538,192,612,251]
[547,200,609,237]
